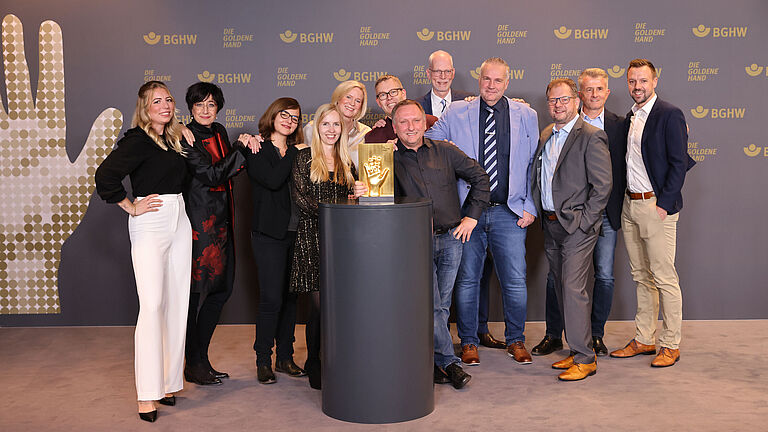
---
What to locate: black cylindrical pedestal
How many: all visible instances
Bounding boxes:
[319,198,433,424]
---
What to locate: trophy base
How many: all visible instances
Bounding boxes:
[359,196,395,205]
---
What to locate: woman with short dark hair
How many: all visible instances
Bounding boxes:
[181,81,247,386]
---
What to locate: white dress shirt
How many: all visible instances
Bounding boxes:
[430,89,453,118]
[626,94,656,193]
[541,115,578,211]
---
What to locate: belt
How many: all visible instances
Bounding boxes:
[434,222,459,235]
[489,202,505,207]
[626,190,655,200]
[542,211,557,221]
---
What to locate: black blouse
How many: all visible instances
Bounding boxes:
[95,127,187,203]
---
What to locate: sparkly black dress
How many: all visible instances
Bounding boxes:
[289,147,355,293]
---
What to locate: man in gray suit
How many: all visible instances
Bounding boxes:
[532,78,611,381]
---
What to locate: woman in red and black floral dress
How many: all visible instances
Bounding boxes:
[182,82,248,385]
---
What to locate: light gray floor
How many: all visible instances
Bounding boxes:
[1,321,766,431]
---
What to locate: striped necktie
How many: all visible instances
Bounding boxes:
[484,106,498,192]
[440,98,447,114]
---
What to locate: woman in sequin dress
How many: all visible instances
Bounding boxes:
[290,103,365,389]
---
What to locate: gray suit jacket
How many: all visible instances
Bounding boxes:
[532,117,612,235]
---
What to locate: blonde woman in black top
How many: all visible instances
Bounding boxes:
[290,103,366,389]
[95,81,192,423]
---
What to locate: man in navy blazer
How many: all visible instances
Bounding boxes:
[416,50,473,118]
[610,59,694,368]
[532,68,627,358]
[426,57,539,365]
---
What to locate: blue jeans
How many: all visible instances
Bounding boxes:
[433,231,463,369]
[477,253,493,334]
[545,214,617,338]
[456,205,528,346]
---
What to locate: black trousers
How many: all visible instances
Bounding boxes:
[252,231,298,366]
[185,234,235,368]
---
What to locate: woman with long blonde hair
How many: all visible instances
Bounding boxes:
[302,80,371,163]
[95,81,192,422]
[290,103,362,389]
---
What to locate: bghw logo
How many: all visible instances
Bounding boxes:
[416,27,471,41]
[554,26,608,39]
[745,64,766,77]
[743,144,766,157]
[333,69,387,82]
[692,24,747,38]
[279,30,334,44]
[606,65,625,78]
[196,70,252,84]
[690,106,745,119]
[143,32,197,45]
[470,67,524,80]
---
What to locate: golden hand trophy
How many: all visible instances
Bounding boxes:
[358,142,394,203]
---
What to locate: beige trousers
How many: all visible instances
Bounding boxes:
[621,195,682,349]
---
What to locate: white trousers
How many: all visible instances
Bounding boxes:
[129,193,192,401]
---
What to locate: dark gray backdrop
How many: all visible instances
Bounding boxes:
[1,0,766,326]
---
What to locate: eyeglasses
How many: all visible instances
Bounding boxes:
[429,68,454,77]
[547,96,575,105]
[193,101,217,112]
[376,88,404,101]
[279,110,299,124]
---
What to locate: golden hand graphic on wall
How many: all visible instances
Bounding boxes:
[0,15,123,314]
[362,155,390,197]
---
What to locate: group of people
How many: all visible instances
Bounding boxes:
[93,48,692,422]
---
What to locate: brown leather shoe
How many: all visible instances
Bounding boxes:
[551,355,574,370]
[461,344,480,366]
[558,361,597,381]
[651,347,680,367]
[506,341,532,364]
[478,332,507,349]
[610,339,656,358]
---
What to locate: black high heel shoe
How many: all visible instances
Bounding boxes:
[158,395,175,406]
[139,410,157,422]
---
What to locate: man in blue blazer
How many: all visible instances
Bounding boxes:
[426,57,539,365]
[417,50,505,351]
[532,68,627,358]
[610,59,694,368]
[416,50,473,118]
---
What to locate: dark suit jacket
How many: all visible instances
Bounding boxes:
[532,117,612,235]
[601,110,627,231]
[245,141,298,239]
[417,88,473,116]
[620,98,695,215]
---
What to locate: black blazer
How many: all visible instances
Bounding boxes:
[417,88,473,115]
[603,110,627,231]
[246,141,298,239]
[621,98,695,215]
